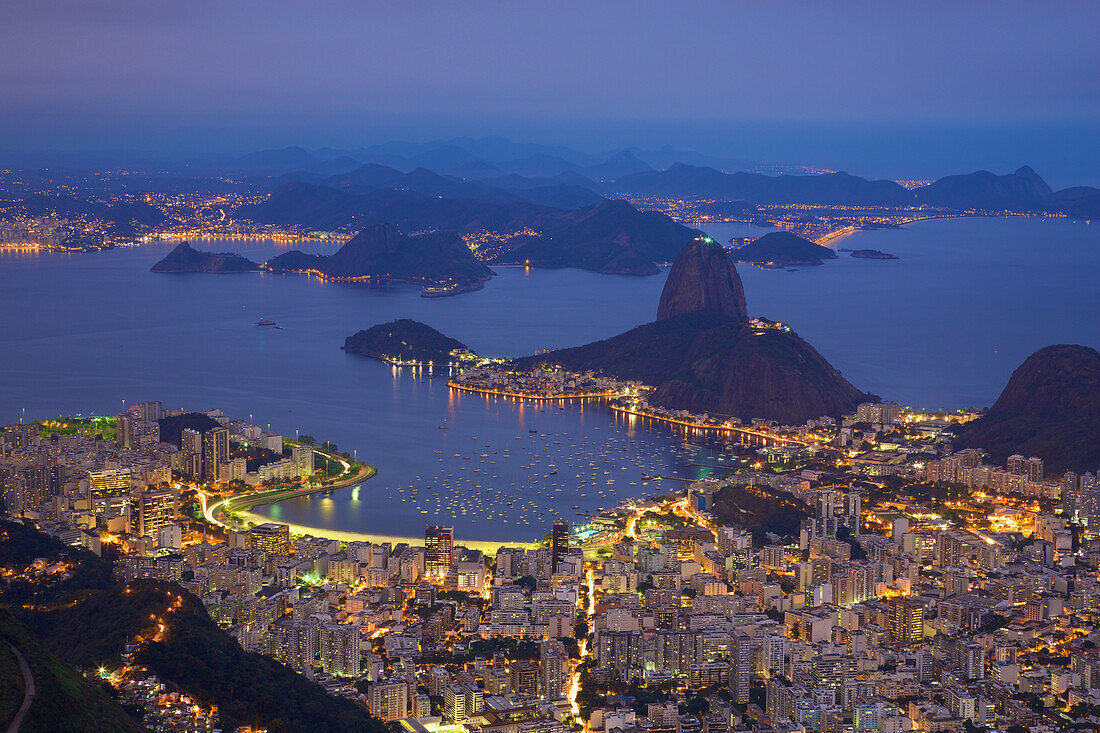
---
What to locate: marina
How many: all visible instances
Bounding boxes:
[250,394,758,543]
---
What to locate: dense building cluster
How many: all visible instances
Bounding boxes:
[6,395,1100,733]
[0,400,313,556]
[452,367,638,399]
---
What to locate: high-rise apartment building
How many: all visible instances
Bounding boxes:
[271,619,319,673]
[290,444,314,477]
[443,681,482,722]
[88,468,132,506]
[1064,471,1080,520]
[887,597,925,646]
[250,522,291,557]
[509,660,539,696]
[1083,473,1100,537]
[1007,454,1044,482]
[130,401,164,423]
[729,631,755,704]
[540,639,569,699]
[855,402,899,427]
[202,427,229,482]
[551,519,569,572]
[369,681,408,721]
[320,623,361,676]
[425,525,454,576]
[116,413,135,449]
[181,428,202,455]
[132,486,180,538]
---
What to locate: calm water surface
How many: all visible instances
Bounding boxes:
[1,216,1096,540]
[704,216,1100,408]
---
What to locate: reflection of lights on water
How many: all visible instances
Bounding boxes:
[351,486,360,501]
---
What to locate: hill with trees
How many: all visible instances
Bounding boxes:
[0,520,385,733]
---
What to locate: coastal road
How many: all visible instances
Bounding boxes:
[566,565,597,731]
[200,448,374,530]
[6,643,34,733]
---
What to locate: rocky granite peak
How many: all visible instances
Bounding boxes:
[656,237,748,323]
[512,240,866,423]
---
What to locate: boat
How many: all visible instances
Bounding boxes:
[256,319,276,326]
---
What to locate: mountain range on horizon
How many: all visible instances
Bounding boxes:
[220,134,1094,205]
[6,137,1100,275]
[237,147,1100,220]
[229,137,756,181]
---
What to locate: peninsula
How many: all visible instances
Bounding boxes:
[510,236,868,423]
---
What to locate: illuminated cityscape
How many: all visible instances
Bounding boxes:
[4,384,1100,731]
[2,2,1099,733]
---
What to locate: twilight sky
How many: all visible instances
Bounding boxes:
[2,0,1098,184]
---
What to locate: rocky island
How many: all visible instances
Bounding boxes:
[150,242,260,273]
[848,249,899,259]
[730,231,838,267]
[343,319,475,366]
[266,222,493,295]
[511,237,868,423]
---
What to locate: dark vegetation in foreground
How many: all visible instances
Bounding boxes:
[0,519,384,733]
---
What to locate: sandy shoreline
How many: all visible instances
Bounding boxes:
[235,505,536,552]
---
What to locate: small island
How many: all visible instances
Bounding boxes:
[150,242,259,273]
[849,249,899,259]
[729,231,838,267]
[343,319,477,366]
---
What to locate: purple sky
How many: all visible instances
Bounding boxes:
[2,1,1098,183]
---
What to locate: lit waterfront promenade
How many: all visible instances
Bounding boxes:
[609,402,811,447]
[447,380,620,401]
[201,446,538,552]
[202,446,372,527]
[450,370,811,447]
